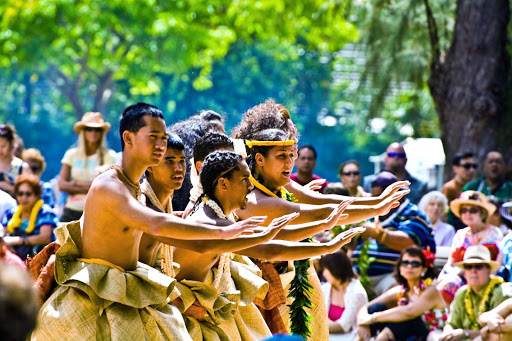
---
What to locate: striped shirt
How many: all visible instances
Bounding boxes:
[352,199,436,276]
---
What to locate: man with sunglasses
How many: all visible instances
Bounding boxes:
[363,142,427,204]
[442,152,478,230]
[291,145,329,193]
[463,151,512,202]
[441,245,512,341]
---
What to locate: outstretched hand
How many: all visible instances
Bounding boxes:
[304,178,326,191]
[230,216,267,238]
[327,226,366,251]
[379,180,410,200]
[378,188,410,216]
[323,198,355,228]
[266,212,300,237]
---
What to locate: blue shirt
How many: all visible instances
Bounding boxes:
[2,204,58,260]
[352,200,436,276]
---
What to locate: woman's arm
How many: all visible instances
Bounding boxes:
[285,180,410,206]
[357,287,401,325]
[368,287,443,324]
[58,164,92,194]
[154,213,298,254]
[274,200,353,241]
[238,227,364,261]
[3,224,53,247]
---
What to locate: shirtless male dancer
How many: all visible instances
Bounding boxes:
[32,103,262,341]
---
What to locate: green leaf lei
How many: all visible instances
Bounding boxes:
[283,188,313,339]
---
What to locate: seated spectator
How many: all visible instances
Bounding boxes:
[323,182,350,196]
[0,189,16,223]
[438,191,502,304]
[357,246,447,341]
[497,202,512,281]
[0,227,25,268]
[479,297,512,340]
[440,245,512,340]
[2,175,58,261]
[0,262,38,341]
[463,151,512,202]
[0,124,30,195]
[21,148,56,208]
[320,249,368,340]
[291,145,329,193]
[350,171,436,299]
[419,191,456,247]
[363,142,428,204]
[338,160,369,197]
[487,195,508,236]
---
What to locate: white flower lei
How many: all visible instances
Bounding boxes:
[203,196,235,291]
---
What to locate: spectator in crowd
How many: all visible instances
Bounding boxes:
[479,296,512,340]
[440,245,511,341]
[363,142,428,204]
[442,152,478,231]
[438,191,502,304]
[2,175,58,261]
[0,227,25,268]
[357,246,447,341]
[169,111,225,211]
[0,189,16,223]
[497,202,512,281]
[21,148,56,208]
[442,152,477,204]
[12,134,25,159]
[320,249,368,340]
[487,195,508,236]
[58,112,116,222]
[419,191,456,247]
[351,171,436,299]
[291,145,328,193]
[0,124,30,195]
[323,182,350,196]
[0,262,38,341]
[463,151,512,201]
[338,160,369,197]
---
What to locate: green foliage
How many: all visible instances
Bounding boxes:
[0,0,358,117]
[288,258,313,339]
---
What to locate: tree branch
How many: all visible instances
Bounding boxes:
[423,0,441,65]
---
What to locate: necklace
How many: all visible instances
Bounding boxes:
[249,175,313,338]
[141,179,175,278]
[465,276,503,329]
[202,196,235,291]
[111,165,141,200]
[397,278,433,306]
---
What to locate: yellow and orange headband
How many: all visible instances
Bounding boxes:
[245,139,297,149]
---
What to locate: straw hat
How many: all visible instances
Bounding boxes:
[73,112,111,133]
[453,245,500,271]
[450,190,496,218]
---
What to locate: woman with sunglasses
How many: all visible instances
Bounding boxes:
[0,124,31,195]
[338,160,369,197]
[58,112,116,222]
[438,191,503,304]
[1,174,58,260]
[357,246,448,341]
[321,249,368,340]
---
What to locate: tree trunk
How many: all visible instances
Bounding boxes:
[428,0,510,179]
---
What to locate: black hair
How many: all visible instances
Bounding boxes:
[167,132,185,151]
[0,124,15,144]
[247,129,289,174]
[200,151,243,198]
[298,145,317,159]
[193,132,234,162]
[452,151,475,166]
[320,249,356,283]
[394,246,438,289]
[119,102,164,150]
[338,159,361,176]
[194,151,244,212]
[195,109,223,122]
